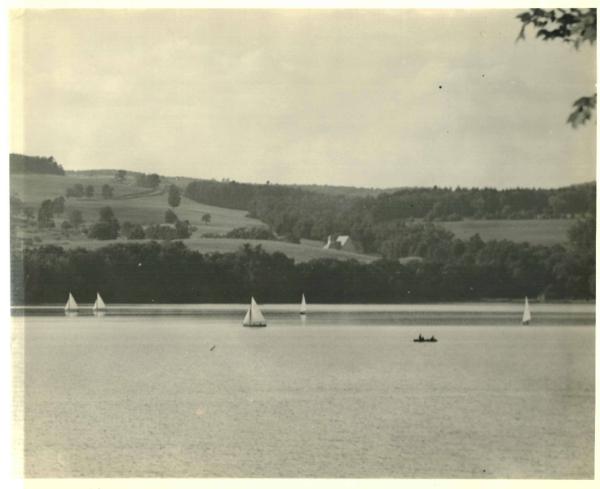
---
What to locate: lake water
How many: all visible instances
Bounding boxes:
[15,303,595,478]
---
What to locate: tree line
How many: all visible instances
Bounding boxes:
[12,215,594,305]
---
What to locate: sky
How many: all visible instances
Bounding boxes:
[9,9,597,188]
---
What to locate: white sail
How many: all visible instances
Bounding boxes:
[64,292,78,312]
[243,297,267,326]
[522,296,531,324]
[300,294,307,314]
[242,309,251,325]
[93,292,106,311]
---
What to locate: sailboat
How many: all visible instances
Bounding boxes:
[93,292,106,313]
[242,297,267,327]
[522,296,531,325]
[64,292,78,313]
[300,294,307,315]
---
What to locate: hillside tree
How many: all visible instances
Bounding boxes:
[37,200,55,228]
[102,184,114,199]
[52,196,65,215]
[168,185,181,207]
[68,209,84,227]
[165,209,179,223]
[89,206,120,240]
[147,173,160,189]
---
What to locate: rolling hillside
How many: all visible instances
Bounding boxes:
[10,172,377,263]
[10,173,264,232]
[10,170,583,265]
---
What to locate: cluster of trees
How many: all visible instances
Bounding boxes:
[35,197,66,228]
[135,173,161,188]
[367,185,595,221]
[145,221,192,240]
[120,222,145,239]
[9,154,65,175]
[80,206,194,241]
[12,230,594,305]
[225,227,277,240]
[21,192,194,243]
[65,183,114,199]
[184,179,272,210]
[88,207,120,240]
[117,211,193,241]
[12,193,86,235]
[162,208,194,237]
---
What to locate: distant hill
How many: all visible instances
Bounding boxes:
[9,156,596,264]
[184,178,595,255]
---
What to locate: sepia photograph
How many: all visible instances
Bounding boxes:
[5,2,597,484]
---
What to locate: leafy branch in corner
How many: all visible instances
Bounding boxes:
[516,8,596,128]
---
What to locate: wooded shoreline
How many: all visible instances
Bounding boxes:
[11,239,594,305]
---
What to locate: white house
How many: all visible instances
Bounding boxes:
[323,235,358,252]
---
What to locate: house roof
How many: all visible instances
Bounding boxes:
[336,235,351,246]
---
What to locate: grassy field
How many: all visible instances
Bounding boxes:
[439,219,574,246]
[10,173,264,234]
[10,173,377,263]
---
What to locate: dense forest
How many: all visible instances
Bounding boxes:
[185,179,596,253]
[9,153,65,175]
[12,214,594,304]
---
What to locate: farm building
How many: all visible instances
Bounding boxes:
[323,235,359,252]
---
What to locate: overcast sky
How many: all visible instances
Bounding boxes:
[10,9,596,188]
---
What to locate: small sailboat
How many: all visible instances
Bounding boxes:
[300,294,307,315]
[64,292,78,313]
[93,292,106,313]
[522,296,531,325]
[242,297,267,327]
